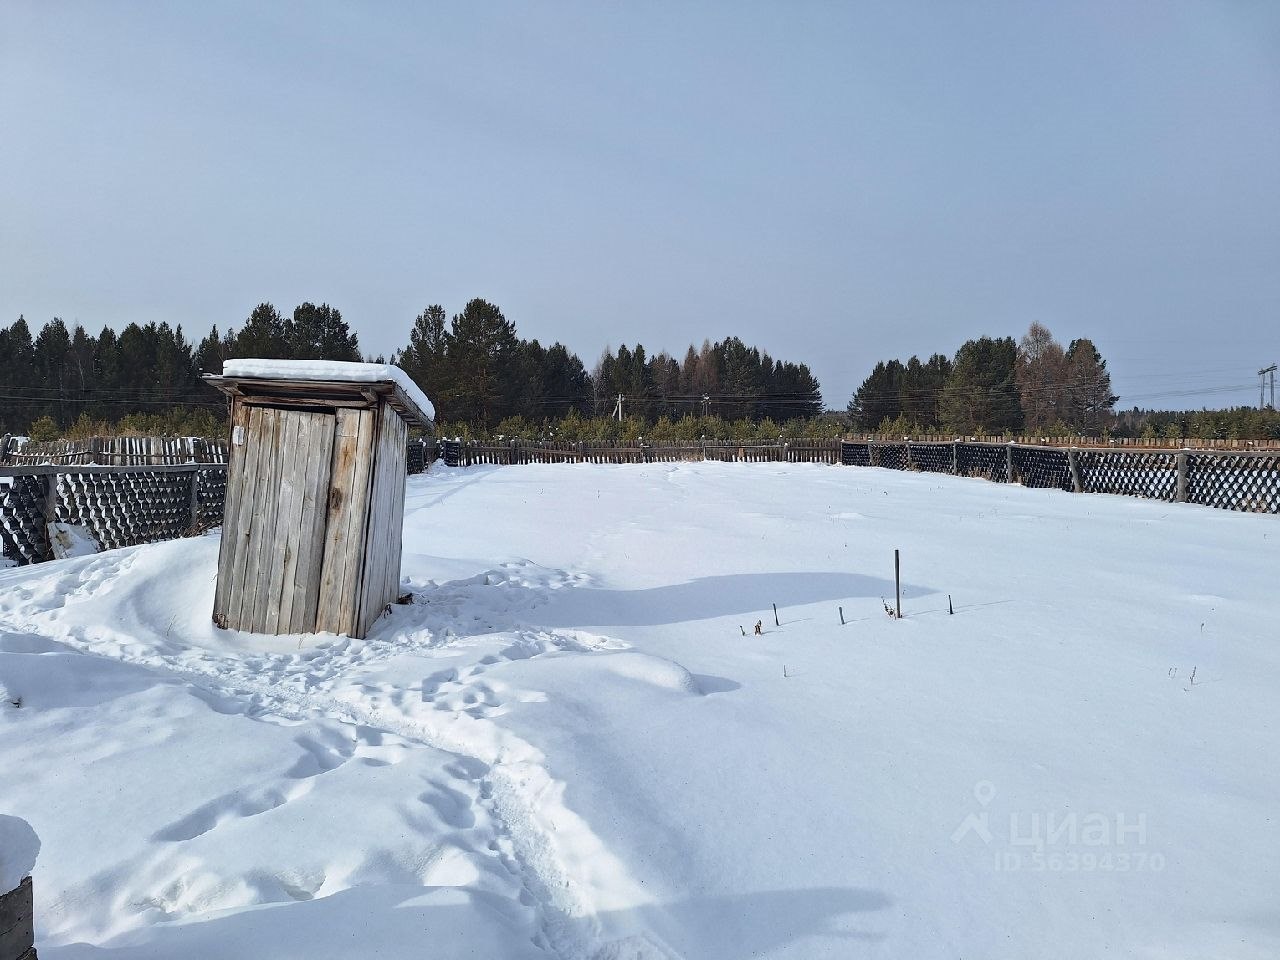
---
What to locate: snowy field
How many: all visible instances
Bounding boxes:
[2,462,1278,959]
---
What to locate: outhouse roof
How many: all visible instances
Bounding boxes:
[206,359,435,429]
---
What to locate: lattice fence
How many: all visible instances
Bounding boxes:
[840,442,872,467]
[195,467,228,528]
[875,443,908,471]
[1012,447,1073,492]
[1186,453,1280,514]
[55,471,196,550]
[0,466,229,566]
[1078,451,1178,502]
[956,443,1009,483]
[909,443,954,474]
[0,476,54,564]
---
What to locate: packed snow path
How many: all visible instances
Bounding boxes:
[1,462,1278,959]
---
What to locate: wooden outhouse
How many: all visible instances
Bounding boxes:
[205,361,434,639]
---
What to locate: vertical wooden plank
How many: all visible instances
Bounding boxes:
[213,401,253,626]
[358,408,408,635]
[356,408,394,635]
[383,414,409,612]
[317,408,375,635]
[224,405,262,629]
[248,409,287,630]
[233,407,277,629]
[289,412,336,633]
[262,410,304,633]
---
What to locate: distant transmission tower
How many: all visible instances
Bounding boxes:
[1260,364,1277,410]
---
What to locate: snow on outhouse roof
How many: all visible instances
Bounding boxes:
[217,359,435,425]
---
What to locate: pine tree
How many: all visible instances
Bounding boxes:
[287,303,360,360]
[398,305,450,418]
[940,337,1023,434]
[33,319,73,427]
[1063,338,1117,433]
[444,298,520,426]
[231,303,289,359]
[848,360,904,430]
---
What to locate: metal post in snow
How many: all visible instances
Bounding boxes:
[894,549,901,619]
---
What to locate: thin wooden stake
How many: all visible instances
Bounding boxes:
[948,594,954,615]
[839,606,845,625]
[894,549,901,619]
[773,602,779,627]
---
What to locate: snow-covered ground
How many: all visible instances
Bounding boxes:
[1,462,1278,959]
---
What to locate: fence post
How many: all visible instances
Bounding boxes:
[1176,451,1188,503]
[1068,448,1083,493]
[868,441,879,467]
[189,468,201,532]
[1005,444,1015,483]
[0,434,9,465]
[951,441,958,474]
[39,471,59,560]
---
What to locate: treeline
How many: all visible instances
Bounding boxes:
[848,324,1117,435]
[395,300,821,424]
[437,410,846,444]
[0,302,364,439]
[0,298,822,436]
[1112,407,1280,442]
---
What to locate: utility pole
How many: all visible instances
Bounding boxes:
[1260,365,1277,410]
[613,394,625,421]
[702,394,710,417]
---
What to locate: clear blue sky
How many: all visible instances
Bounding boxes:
[2,1,1278,410]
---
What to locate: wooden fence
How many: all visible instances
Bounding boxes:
[3,437,1275,567]
[837,440,1280,514]
[0,434,228,466]
[435,438,843,466]
[0,464,228,565]
[851,433,1280,451]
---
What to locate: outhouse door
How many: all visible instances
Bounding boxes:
[214,405,338,633]
[215,407,381,640]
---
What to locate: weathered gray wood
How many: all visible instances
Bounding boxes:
[0,876,34,960]
[220,404,258,628]
[357,408,409,634]
[205,376,433,431]
[248,410,288,630]
[1176,451,1188,503]
[187,467,200,531]
[262,411,305,633]
[317,408,375,635]
[212,401,251,625]
[340,409,377,635]
[242,395,375,410]
[1068,448,1083,493]
[289,413,336,633]
[230,406,275,628]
